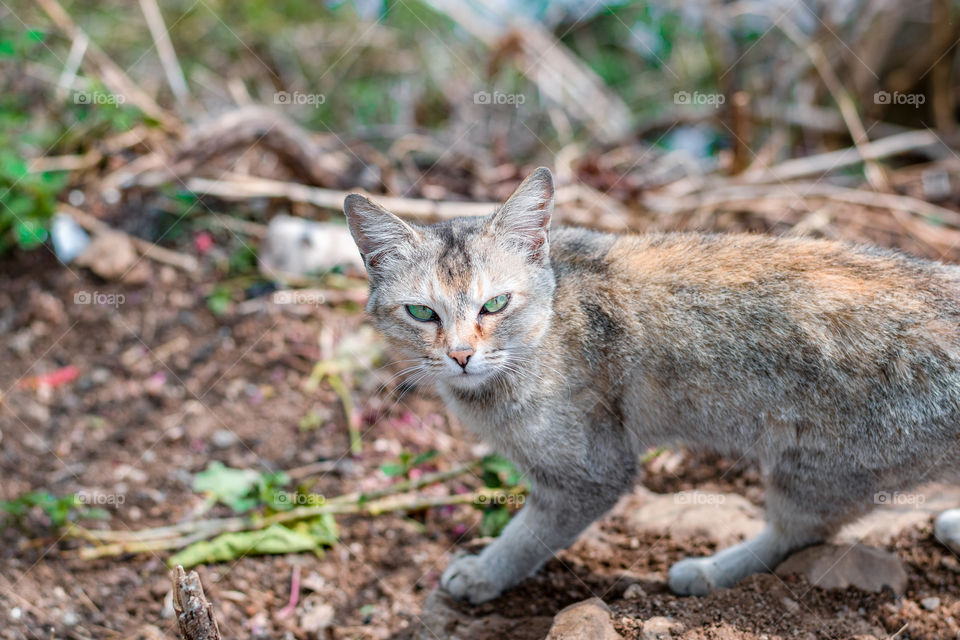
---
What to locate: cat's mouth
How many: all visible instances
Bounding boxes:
[443,365,494,388]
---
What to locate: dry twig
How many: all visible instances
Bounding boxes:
[35,0,181,133]
[172,566,221,640]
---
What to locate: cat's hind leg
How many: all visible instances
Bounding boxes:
[668,512,830,596]
[935,509,960,555]
[669,449,875,596]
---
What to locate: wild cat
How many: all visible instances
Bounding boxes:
[343,167,960,604]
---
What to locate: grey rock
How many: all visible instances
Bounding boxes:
[641,615,684,639]
[776,544,907,595]
[545,598,622,640]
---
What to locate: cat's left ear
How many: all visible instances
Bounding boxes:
[488,167,554,263]
[343,194,421,271]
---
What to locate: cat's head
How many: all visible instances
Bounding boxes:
[343,167,556,391]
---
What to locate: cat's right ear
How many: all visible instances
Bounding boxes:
[343,194,420,270]
[487,167,554,264]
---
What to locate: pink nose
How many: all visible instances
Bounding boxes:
[448,347,474,368]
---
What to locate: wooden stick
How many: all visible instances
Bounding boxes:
[172,566,221,640]
[28,152,102,173]
[186,175,499,219]
[200,214,268,239]
[644,182,960,228]
[327,372,362,455]
[138,0,190,108]
[55,30,87,100]
[736,130,943,186]
[775,17,888,191]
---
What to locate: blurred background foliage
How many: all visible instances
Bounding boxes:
[1,0,958,254]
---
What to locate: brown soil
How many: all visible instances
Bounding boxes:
[1,248,959,640]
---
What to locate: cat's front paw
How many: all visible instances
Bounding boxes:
[440,554,502,604]
[668,557,721,596]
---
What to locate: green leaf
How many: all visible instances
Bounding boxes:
[480,507,512,537]
[192,462,262,513]
[300,512,338,546]
[481,454,521,487]
[206,286,232,316]
[298,409,324,431]
[257,471,291,510]
[228,244,257,274]
[411,449,438,467]
[16,218,47,249]
[0,491,81,528]
[379,462,405,478]
[193,462,289,513]
[168,523,320,568]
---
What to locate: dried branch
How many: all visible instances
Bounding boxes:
[185,175,499,219]
[138,0,190,109]
[70,485,521,560]
[34,0,181,133]
[775,17,889,191]
[172,566,221,640]
[737,130,942,186]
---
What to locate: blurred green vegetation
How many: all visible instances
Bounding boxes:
[1,0,948,253]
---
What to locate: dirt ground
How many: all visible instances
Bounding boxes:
[2,247,959,640]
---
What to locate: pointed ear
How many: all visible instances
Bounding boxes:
[488,167,554,263]
[343,194,420,270]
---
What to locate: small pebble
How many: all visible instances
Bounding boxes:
[10,607,21,620]
[212,429,239,448]
[921,596,941,611]
[623,583,647,599]
[781,597,800,613]
[62,609,79,626]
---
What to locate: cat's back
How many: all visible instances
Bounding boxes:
[550,227,960,321]
[548,226,960,390]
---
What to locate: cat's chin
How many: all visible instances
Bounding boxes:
[440,370,496,390]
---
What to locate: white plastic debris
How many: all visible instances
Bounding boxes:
[259,214,365,279]
[50,213,90,264]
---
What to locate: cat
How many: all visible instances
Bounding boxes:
[343,167,960,604]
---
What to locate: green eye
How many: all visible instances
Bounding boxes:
[406,304,436,321]
[482,294,509,314]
